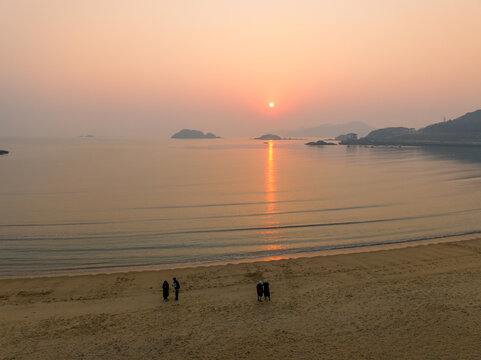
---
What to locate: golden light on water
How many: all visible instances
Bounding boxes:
[266,140,276,203]
[263,140,281,249]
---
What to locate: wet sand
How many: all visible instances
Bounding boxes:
[1,237,481,359]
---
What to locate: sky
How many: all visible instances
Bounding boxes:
[0,0,480,137]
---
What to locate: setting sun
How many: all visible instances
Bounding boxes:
[269,102,275,108]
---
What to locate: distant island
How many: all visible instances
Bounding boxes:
[79,134,95,138]
[254,134,302,140]
[254,134,283,140]
[279,121,373,138]
[335,133,358,142]
[340,109,481,147]
[171,129,221,139]
[305,140,337,146]
[0,150,9,155]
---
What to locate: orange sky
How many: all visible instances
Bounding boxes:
[1,0,480,136]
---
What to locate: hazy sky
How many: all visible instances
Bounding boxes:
[1,0,480,137]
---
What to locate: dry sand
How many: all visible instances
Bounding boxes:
[1,237,481,359]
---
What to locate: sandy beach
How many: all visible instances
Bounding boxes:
[1,237,480,360]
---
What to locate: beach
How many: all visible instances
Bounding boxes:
[1,236,480,360]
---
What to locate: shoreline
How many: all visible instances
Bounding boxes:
[1,235,480,359]
[2,230,481,280]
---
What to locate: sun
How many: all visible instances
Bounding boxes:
[269,102,275,108]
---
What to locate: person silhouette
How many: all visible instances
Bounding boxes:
[256,281,264,302]
[263,280,270,301]
[173,277,180,301]
[162,280,169,302]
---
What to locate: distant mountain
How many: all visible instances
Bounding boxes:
[280,121,374,138]
[364,127,416,140]
[420,110,481,134]
[342,110,481,146]
[171,129,221,139]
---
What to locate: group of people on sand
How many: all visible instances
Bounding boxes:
[161,277,271,303]
[162,277,180,302]
[256,280,271,302]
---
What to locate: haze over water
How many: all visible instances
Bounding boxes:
[2,138,481,277]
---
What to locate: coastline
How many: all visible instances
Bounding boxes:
[1,236,480,359]
[2,230,481,280]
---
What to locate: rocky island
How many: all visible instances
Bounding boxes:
[171,129,221,139]
[254,134,283,140]
[305,140,337,146]
[335,133,358,142]
[0,150,9,155]
[254,134,302,140]
[341,109,481,147]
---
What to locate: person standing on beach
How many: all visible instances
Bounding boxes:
[263,280,270,301]
[173,277,180,301]
[162,280,169,302]
[256,281,264,302]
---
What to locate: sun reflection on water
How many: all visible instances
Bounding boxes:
[262,140,282,251]
[265,140,276,213]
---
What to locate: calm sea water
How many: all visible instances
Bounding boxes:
[1,138,481,277]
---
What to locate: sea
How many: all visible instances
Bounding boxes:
[1,137,481,277]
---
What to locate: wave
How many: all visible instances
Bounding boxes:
[0,204,388,228]
[132,198,326,210]
[2,207,480,242]
[139,208,481,237]
[2,229,481,278]
[0,226,442,254]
